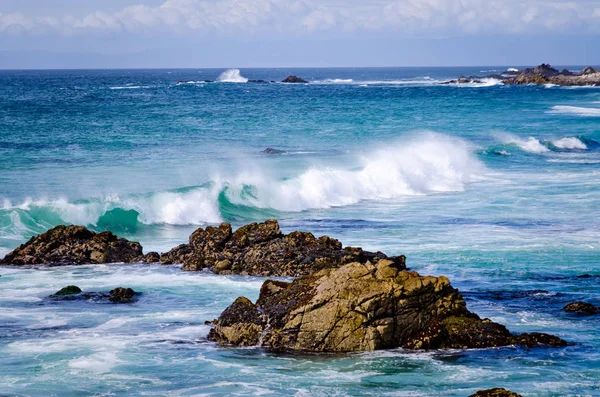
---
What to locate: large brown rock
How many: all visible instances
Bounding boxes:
[504,64,600,86]
[207,260,566,352]
[1,225,144,266]
[161,219,405,277]
[469,389,522,397]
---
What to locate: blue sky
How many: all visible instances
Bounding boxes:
[1,0,599,68]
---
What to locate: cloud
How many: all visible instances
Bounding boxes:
[1,0,600,37]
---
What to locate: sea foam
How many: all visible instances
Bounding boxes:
[550,105,600,117]
[216,69,248,83]
[551,137,587,150]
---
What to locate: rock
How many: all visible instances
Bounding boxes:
[207,260,566,352]
[248,79,268,83]
[282,75,308,83]
[109,287,136,303]
[563,301,598,314]
[581,66,599,75]
[262,147,287,154]
[53,285,82,296]
[142,252,161,263]
[161,219,406,277]
[1,225,144,266]
[469,388,522,397]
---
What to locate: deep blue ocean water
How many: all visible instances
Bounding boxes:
[0,67,599,396]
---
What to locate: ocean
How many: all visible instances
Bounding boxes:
[0,67,599,396]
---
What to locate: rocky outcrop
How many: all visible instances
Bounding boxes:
[142,252,161,263]
[160,219,405,277]
[282,75,308,83]
[207,260,566,352]
[563,301,598,314]
[1,225,143,266]
[469,389,522,397]
[48,286,138,303]
[504,64,600,86]
[261,147,287,154]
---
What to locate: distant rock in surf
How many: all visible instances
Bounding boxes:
[160,219,405,277]
[109,287,137,303]
[261,147,287,154]
[282,75,308,83]
[469,389,522,397]
[0,225,143,266]
[143,252,161,263]
[207,259,567,352]
[563,301,598,314]
[247,79,268,83]
[48,285,138,303]
[53,285,82,296]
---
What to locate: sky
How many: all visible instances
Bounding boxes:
[0,0,599,68]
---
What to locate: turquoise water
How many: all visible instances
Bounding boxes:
[1,68,599,396]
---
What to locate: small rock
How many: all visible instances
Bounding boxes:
[563,301,598,314]
[261,147,287,154]
[109,287,137,303]
[282,75,308,83]
[143,252,161,263]
[469,388,522,397]
[53,285,82,296]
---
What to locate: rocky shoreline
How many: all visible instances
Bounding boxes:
[0,220,570,356]
[443,63,600,87]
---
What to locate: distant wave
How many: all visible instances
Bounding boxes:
[217,69,248,83]
[551,137,587,150]
[0,133,483,235]
[109,86,153,90]
[507,68,519,72]
[549,105,600,117]
[487,134,593,155]
[501,135,550,154]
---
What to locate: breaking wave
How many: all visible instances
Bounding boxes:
[216,69,248,83]
[549,106,600,117]
[0,134,483,235]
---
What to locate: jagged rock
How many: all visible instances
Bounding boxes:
[207,260,566,352]
[142,252,161,263]
[0,225,143,266]
[581,66,599,75]
[160,219,405,277]
[248,79,268,83]
[53,286,82,296]
[109,287,136,303]
[282,75,308,83]
[262,147,287,154]
[469,389,522,397]
[563,301,598,314]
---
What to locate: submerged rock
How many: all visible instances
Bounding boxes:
[469,389,522,397]
[282,75,308,83]
[160,219,406,277]
[207,260,566,352]
[48,286,138,303]
[0,225,143,266]
[261,147,287,154]
[563,301,598,314]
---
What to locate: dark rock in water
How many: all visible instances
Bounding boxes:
[262,147,287,154]
[109,287,136,303]
[0,225,143,266]
[504,63,600,86]
[207,260,566,352]
[469,389,522,397]
[563,301,598,314]
[282,75,308,83]
[248,79,268,83]
[143,252,161,263]
[53,285,82,296]
[160,219,406,277]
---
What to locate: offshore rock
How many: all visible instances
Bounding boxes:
[48,286,138,303]
[207,260,566,352]
[469,389,522,397]
[0,225,143,266]
[262,147,287,154]
[504,64,600,86]
[282,75,308,83]
[53,285,82,296]
[563,301,598,314]
[109,287,137,303]
[161,219,406,277]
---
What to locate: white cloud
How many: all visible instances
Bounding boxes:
[1,0,599,36]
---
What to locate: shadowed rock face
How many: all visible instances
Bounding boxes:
[281,75,308,83]
[160,219,406,277]
[469,389,522,397]
[207,260,567,352]
[0,225,143,266]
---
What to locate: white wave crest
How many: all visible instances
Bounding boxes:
[502,135,550,153]
[223,133,483,211]
[550,106,600,117]
[551,137,587,150]
[216,69,248,83]
[507,68,519,72]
